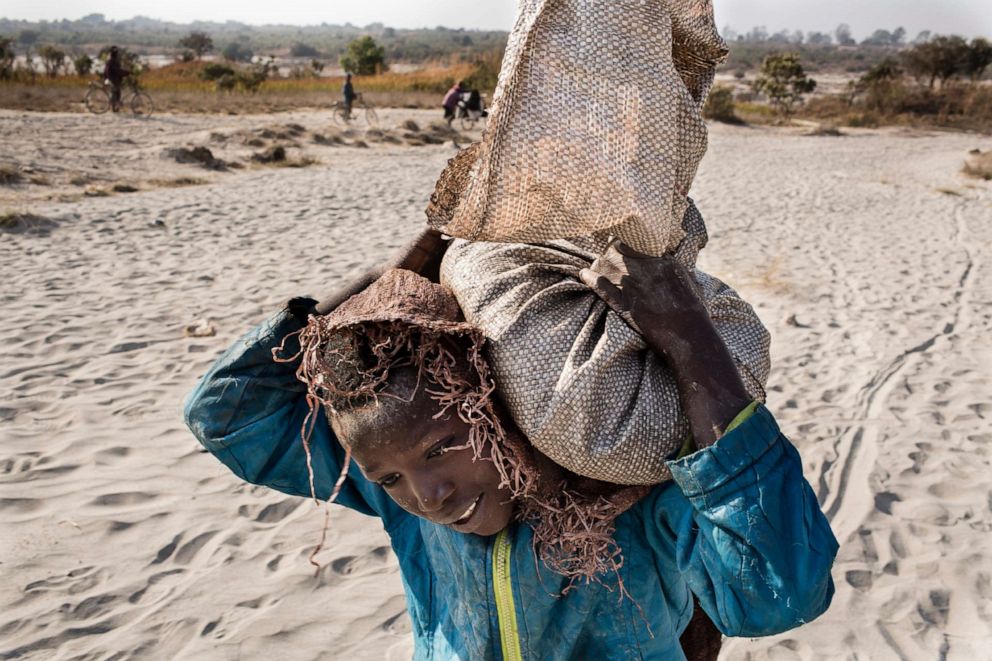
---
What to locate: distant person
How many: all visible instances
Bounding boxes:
[442,80,464,126]
[103,46,127,113]
[343,73,357,118]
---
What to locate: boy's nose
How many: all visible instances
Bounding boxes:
[414,477,455,514]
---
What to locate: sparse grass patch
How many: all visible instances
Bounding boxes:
[963,150,992,181]
[936,187,962,196]
[273,156,320,168]
[745,256,792,294]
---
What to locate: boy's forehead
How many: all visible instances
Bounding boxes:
[336,390,455,454]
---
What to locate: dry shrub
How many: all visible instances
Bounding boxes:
[963,151,992,181]
[0,212,58,235]
[150,177,207,188]
[0,164,23,185]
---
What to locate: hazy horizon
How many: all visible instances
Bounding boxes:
[2,1,990,40]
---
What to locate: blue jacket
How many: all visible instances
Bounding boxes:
[184,311,838,660]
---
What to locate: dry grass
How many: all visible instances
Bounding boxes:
[0,62,472,114]
[744,255,793,294]
[963,151,992,181]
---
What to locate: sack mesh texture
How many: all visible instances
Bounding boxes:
[427,0,728,256]
[441,204,770,485]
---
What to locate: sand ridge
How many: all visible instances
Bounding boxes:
[1,109,991,659]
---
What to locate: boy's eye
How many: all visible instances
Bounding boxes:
[378,474,399,488]
[427,436,456,459]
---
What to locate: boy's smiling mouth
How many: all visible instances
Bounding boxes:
[447,494,482,528]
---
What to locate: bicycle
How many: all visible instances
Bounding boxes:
[331,94,378,127]
[457,91,488,131]
[84,78,154,117]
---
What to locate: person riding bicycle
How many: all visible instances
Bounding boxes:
[442,80,464,126]
[343,73,358,118]
[103,46,128,113]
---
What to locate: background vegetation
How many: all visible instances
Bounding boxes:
[0,15,988,130]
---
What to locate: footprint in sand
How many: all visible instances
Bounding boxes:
[330,546,392,577]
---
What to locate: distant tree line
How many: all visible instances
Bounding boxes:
[0,15,508,65]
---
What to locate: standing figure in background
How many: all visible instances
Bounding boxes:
[103,46,127,113]
[442,80,464,126]
[342,73,357,119]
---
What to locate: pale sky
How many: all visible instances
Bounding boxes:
[3,0,990,40]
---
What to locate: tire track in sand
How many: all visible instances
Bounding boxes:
[820,199,978,544]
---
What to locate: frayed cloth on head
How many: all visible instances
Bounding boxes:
[276,268,647,589]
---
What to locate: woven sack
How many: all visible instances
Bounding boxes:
[427,0,729,256]
[440,205,770,485]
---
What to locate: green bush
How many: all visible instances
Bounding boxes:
[222,41,254,63]
[201,63,235,81]
[73,53,93,76]
[703,85,740,123]
[340,36,387,76]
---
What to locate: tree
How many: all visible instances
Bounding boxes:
[903,36,969,88]
[891,27,906,46]
[17,30,39,47]
[178,31,214,59]
[862,30,893,47]
[964,37,992,81]
[222,41,254,63]
[290,42,320,58]
[835,24,856,47]
[752,52,817,117]
[37,44,66,77]
[807,32,833,46]
[340,35,387,75]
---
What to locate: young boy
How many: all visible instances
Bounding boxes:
[185,229,837,660]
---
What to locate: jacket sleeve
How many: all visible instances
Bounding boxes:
[646,404,838,637]
[183,310,404,523]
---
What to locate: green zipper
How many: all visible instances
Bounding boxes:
[493,528,524,661]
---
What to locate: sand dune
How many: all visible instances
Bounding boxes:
[1,109,990,659]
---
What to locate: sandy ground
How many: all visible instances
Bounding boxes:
[1,108,990,660]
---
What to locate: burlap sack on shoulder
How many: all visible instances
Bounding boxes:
[440,227,770,486]
[427,0,728,256]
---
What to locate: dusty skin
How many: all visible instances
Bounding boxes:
[1,108,990,659]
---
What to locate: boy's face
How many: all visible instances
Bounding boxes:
[336,386,516,537]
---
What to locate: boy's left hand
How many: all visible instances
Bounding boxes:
[578,242,708,360]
